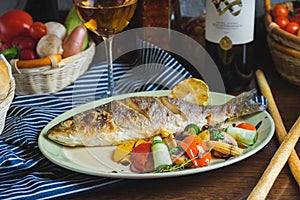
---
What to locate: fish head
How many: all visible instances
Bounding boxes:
[47,108,117,147]
[47,118,84,146]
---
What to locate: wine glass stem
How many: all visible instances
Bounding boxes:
[103,35,114,97]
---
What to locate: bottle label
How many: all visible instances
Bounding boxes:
[205,0,255,45]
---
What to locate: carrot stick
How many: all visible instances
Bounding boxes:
[247,116,300,200]
[255,69,300,186]
[14,54,62,69]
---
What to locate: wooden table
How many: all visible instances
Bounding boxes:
[66,18,300,200]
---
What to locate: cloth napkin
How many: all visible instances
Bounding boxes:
[0,44,191,199]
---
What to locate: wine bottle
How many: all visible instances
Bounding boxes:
[138,0,171,28]
[205,0,255,93]
[24,0,59,23]
[171,0,205,31]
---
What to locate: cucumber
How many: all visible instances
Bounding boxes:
[225,126,258,146]
[152,136,172,170]
[184,124,201,135]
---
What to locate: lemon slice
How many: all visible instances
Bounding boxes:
[170,78,209,106]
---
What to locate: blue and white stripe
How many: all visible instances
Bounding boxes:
[0,46,191,199]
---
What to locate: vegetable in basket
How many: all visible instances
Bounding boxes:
[62,25,87,58]
[0,8,88,62]
[64,5,89,51]
[0,10,33,42]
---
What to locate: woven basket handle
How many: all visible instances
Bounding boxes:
[264,0,273,27]
[10,54,62,74]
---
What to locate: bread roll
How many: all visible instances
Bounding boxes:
[0,60,10,100]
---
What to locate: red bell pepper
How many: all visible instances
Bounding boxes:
[236,122,257,131]
[129,141,154,172]
[180,135,211,168]
[0,10,33,42]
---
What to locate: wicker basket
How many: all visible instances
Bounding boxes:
[0,78,15,134]
[12,41,95,95]
[265,0,300,86]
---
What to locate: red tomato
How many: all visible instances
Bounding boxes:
[236,122,257,131]
[274,16,289,29]
[284,22,300,35]
[180,136,211,168]
[272,4,289,18]
[0,10,33,42]
[19,49,37,60]
[29,22,47,40]
[289,16,300,24]
[12,36,37,50]
[0,42,12,51]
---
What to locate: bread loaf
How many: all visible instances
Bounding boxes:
[0,60,10,100]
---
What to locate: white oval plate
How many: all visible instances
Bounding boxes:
[38,90,275,179]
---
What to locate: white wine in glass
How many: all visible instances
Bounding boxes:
[73,0,137,97]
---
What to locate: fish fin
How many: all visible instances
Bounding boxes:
[227,89,268,118]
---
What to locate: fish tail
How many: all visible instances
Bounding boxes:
[227,89,267,118]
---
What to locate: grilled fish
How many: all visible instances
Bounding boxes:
[47,89,267,147]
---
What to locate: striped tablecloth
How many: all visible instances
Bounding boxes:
[0,46,191,199]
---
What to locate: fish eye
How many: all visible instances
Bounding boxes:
[61,120,73,127]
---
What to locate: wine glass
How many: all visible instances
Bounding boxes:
[73,0,137,97]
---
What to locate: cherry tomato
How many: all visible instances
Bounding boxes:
[19,49,37,60]
[12,36,37,50]
[272,4,289,18]
[236,122,257,131]
[274,16,289,29]
[0,42,12,51]
[0,10,33,42]
[284,22,300,35]
[29,22,47,40]
[289,16,300,24]
[180,135,211,168]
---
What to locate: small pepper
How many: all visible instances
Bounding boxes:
[180,135,211,168]
[129,141,153,172]
[0,45,19,60]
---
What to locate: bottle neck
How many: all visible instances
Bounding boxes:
[24,0,59,22]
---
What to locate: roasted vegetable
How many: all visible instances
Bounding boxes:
[184,124,201,135]
[129,141,153,172]
[208,140,244,156]
[152,136,172,170]
[225,126,258,146]
[180,135,211,168]
[113,141,135,162]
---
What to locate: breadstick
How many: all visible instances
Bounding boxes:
[255,69,300,186]
[247,116,300,200]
